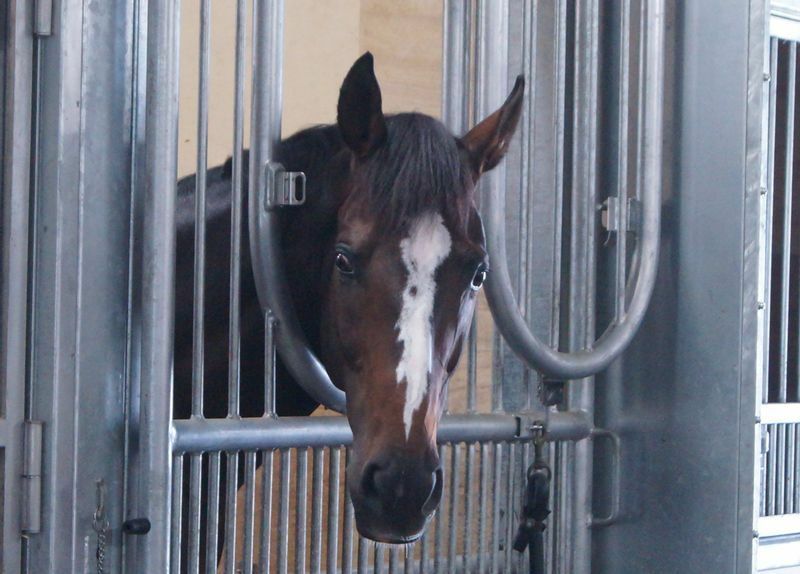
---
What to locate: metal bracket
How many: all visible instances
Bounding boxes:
[600,197,642,234]
[21,421,43,533]
[264,162,307,208]
[589,428,622,527]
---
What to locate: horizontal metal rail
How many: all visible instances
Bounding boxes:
[761,403,800,424]
[482,0,665,380]
[172,412,591,453]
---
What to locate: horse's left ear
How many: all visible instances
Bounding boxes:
[461,75,524,178]
[337,52,387,158]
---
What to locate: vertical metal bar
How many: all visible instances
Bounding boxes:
[442,0,471,134]
[476,0,509,413]
[420,519,430,574]
[448,444,460,568]
[357,535,369,574]
[205,452,222,574]
[463,443,475,572]
[227,0,246,418]
[170,455,184,574]
[768,424,777,515]
[342,449,355,574]
[265,312,277,416]
[296,448,309,574]
[443,0,479,412]
[615,0,631,322]
[778,425,787,514]
[374,545,386,574]
[468,320,479,413]
[551,0,568,350]
[565,1,601,572]
[787,423,796,514]
[139,0,180,569]
[795,424,800,510]
[389,547,400,574]
[404,542,415,573]
[327,447,341,574]
[188,453,203,574]
[278,450,291,574]
[243,451,257,574]
[491,443,503,573]
[224,452,239,574]
[504,443,517,568]
[434,444,446,573]
[765,38,779,402]
[779,43,797,404]
[192,0,211,418]
[259,450,274,574]
[520,0,540,409]
[310,448,325,574]
[477,442,490,574]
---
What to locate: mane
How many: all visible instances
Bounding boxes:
[361,113,472,231]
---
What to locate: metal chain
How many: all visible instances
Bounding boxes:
[92,479,109,574]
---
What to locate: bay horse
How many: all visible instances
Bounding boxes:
[173,52,524,547]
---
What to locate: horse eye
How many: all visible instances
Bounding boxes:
[335,251,356,276]
[471,265,488,290]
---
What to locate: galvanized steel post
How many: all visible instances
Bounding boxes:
[135,0,181,570]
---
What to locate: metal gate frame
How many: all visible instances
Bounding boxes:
[128,1,666,573]
[2,2,33,572]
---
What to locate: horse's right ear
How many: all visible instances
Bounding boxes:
[337,52,387,158]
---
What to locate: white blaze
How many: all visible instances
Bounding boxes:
[395,212,452,439]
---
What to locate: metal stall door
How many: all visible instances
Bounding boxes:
[757,1,800,571]
[10,0,140,572]
[464,1,665,573]
[127,1,591,572]
[129,1,666,573]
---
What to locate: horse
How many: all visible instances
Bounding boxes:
[173,52,524,551]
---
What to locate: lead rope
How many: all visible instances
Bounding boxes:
[92,479,109,574]
[513,436,551,574]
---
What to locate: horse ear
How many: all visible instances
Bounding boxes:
[461,75,524,178]
[337,52,387,158]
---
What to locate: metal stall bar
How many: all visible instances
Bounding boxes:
[1,2,34,572]
[563,1,600,572]
[442,0,479,414]
[248,0,345,413]
[482,0,666,381]
[192,0,211,418]
[135,0,181,570]
[228,0,247,418]
[173,412,591,453]
[779,42,797,404]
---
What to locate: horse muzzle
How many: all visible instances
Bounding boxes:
[347,449,444,543]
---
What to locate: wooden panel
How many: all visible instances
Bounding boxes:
[359,0,443,117]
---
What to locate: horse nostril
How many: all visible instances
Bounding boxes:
[361,462,382,498]
[421,466,444,515]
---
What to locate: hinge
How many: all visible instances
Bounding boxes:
[34,0,53,37]
[760,426,770,455]
[21,421,43,533]
[264,162,306,208]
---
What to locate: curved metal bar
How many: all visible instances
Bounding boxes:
[481,0,665,380]
[249,0,346,412]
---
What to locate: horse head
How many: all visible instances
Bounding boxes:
[321,53,524,543]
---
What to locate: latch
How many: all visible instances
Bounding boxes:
[600,196,642,234]
[264,162,307,208]
[21,421,43,533]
